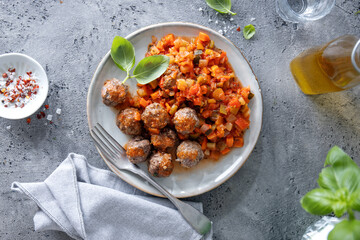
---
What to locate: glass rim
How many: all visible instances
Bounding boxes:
[352,39,360,73]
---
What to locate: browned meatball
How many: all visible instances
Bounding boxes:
[160,75,176,90]
[173,107,200,135]
[125,136,151,164]
[141,103,170,129]
[176,140,204,168]
[116,108,142,135]
[151,128,177,151]
[148,152,174,177]
[101,78,128,106]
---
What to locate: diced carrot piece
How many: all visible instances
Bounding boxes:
[212,88,225,101]
[202,110,212,118]
[200,85,208,95]
[241,86,251,102]
[134,111,141,121]
[201,138,208,151]
[226,136,234,147]
[151,90,162,100]
[189,84,200,96]
[140,98,150,108]
[193,97,202,106]
[215,115,223,126]
[197,40,204,50]
[233,137,244,147]
[234,116,250,130]
[148,128,160,134]
[220,148,231,155]
[199,32,210,42]
[207,132,217,141]
[228,97,241,108]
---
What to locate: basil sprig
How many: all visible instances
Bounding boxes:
[110,36,170,84]
[301,146,360,240]
[205,0,236,15]
[243,24,255,40]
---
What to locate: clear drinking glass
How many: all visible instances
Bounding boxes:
[276,0,335,23]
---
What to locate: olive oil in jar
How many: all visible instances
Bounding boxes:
[290,35,360,95]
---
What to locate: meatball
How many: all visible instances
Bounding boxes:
[160,75,176,89]
[151,128,177,151]
[125,136,151,164]
[176,140,204,168]
[116,108,142,135]
[148,152,174,177]
[173,107,200,135]
[101,78,128,106]
[141,103,170,129]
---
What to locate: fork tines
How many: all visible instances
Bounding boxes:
[91,123,125,161]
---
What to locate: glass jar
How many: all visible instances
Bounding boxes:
[290,35,360,95]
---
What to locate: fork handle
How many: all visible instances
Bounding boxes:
[133,169,212,235]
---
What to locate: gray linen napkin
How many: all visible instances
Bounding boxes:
[11,153,212,240]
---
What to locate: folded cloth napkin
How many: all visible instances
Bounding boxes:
[11,153,212,240]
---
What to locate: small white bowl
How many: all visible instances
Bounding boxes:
[0,53,49,119]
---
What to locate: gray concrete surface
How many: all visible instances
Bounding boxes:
[0,0,359,239]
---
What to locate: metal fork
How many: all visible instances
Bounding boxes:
[90,123,212,235]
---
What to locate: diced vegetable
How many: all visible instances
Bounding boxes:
[248,92,254,99]
[217,141,227,152]
[177,79,187,91]
[220,104,227,115]
[200,124,212,135]
[229,106,239,115]
[169,104,178,115]
[199,59,208,67]
[225,122,233,131]
[208,40,215,49]
[207,132,217,141]
[226,136,234,147]
[199,32,210,42]
[233,137,244,147]
[207,142,216,150]
[220,148,231,155]
[234,116,250,130]
[226,114,237,123]
[148,128,160,134]
[212,88,225,101]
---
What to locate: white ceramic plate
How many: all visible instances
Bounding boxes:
[87,22,263,198]
[0,53,48,119]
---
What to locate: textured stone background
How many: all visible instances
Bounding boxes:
[0,0,359,239]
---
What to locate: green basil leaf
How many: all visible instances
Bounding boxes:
[328,220,360,240]
[133,55,170,85]
[300,188,335,215]
[318,147,360,193]
[205,0,236,15]
[332,188,349,217]
[325,146,356,168]
[318,166,360,193]
[243,24,256,40]
[318,167,339,191]
[350,191,360,211]
[111,36,135,73]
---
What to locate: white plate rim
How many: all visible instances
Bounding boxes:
[87,22,263,198]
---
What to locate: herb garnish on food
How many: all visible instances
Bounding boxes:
[301,146,360,240]
[243,24,255,40]
[111,36,170,84]
[205,0,236,15]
